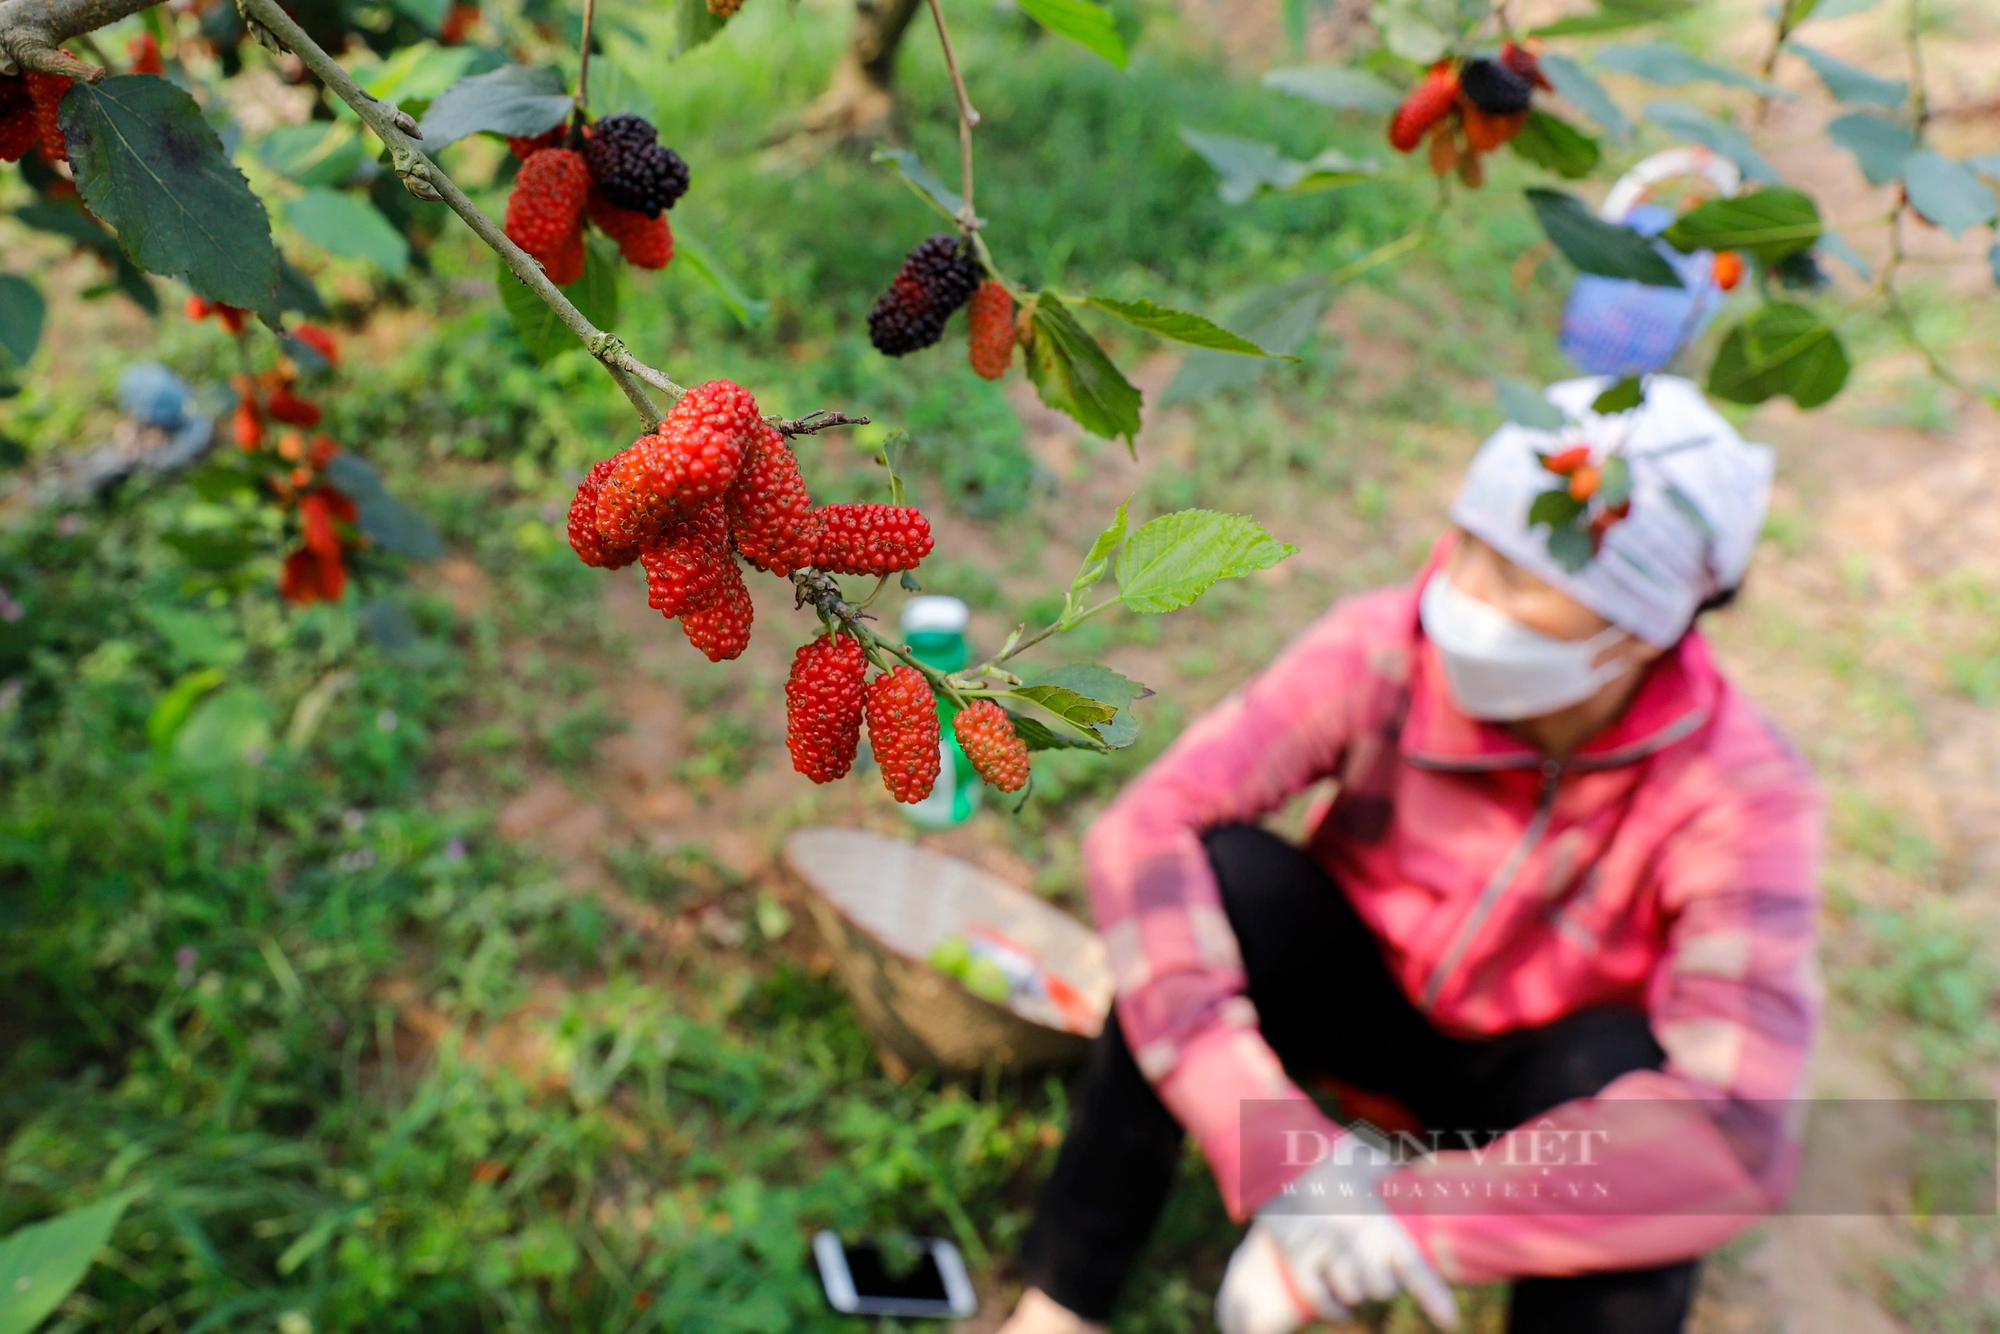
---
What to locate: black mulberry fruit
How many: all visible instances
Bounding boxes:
[867,235,981,357]
[583,114,690,217]
[1459,58,1533,115]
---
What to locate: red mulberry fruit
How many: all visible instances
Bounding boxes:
[594,442,674,552]
[1460,102,1526,154]
[268,385,321,427]
[953,699,1030,793]
[640,501,731,617]
[588,189,673,269]
[25,71,71,162]
[868,235,980,357]
[786,633,867,782]
[659,380,761,507]
[190,298,249,334]
[1540,444,1591,476]
[1500,40,1551,91]
[1459,57,1534,115]
[708,0,745,13]
[505,148,591,266]
[232,398,264,451]
[0,76,35,163]
[583,114,689,216]
[727,427,817,575]
[595,380,760,548]
[544,222,587,285]
[865,666,940,803]
[1389,62,1459,153]
[680,558,753,661]
[506,126,565,159]
[812,504,934,576]
[967,280,1016,381]
[128,33,165,75]
[567,457,641,569]
[292,323,341,365]
[439,2,480,44]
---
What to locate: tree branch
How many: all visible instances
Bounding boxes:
[923,0,980,229]
[232,0,679,428]
[0,0,157,78]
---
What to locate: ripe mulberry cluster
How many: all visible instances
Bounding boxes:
[205,321,357,606]
[786,633,868,782]
[583,114,690,216]
[866,666,942,803]
[953,699,1030,793]
[967,280,1016,380]
[1538,440,1632,553]
[501,113,689,281]
[1385,43,1547,187]
[220,325,341,464]
[868,235,981,356]
[566,381,944,786]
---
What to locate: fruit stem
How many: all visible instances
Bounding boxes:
[788,569,970,708]
[923,0,981,230]
[772,410,872,438]
[575,0,596,118]
[854,574,891,610]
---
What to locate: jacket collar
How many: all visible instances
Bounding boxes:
[1397,534,1719,773]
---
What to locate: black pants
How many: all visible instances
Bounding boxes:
[1019,826,1699,1333]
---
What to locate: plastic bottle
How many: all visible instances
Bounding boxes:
[900,596,979,827]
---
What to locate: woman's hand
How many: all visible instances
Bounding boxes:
[1215,1154,1458,1334]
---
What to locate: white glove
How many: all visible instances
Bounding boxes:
[1214,1222,1343,1334]
[1215,1152,1458,1334]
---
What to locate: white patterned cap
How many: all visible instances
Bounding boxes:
[1449,375,1775,648]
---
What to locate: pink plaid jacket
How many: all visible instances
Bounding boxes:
[1084,546,1823,1282]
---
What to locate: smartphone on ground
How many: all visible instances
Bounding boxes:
[812,1230,978,1319]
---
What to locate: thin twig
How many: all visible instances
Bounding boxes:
[1754,0,1802,124]
[575,0,596,117]
[978,596,1119,670]
[923,0,980,228]
[1327,224,1430,287]
[775,411,872,438]
[233,0,677,428]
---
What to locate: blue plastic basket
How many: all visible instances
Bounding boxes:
[1559,204,1724,378]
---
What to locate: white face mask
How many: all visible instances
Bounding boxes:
[1419,574,1634,722]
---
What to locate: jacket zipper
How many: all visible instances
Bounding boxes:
[1420,757,1563,1011]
